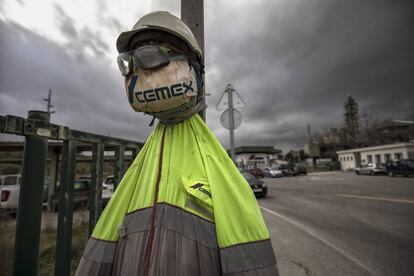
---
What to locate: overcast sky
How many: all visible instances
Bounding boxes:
[0,0,413,152]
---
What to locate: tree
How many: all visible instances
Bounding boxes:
[299,149,309,161]
[343,95,360,145]
[284,151,293,162]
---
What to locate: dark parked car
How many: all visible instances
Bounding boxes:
[276,164,296,176]
[293,164,307,175]
[50,178,91,212]
[326,160,341,171]
[386,159,414,177]
[249,168,265,178]
[241,171,267,198]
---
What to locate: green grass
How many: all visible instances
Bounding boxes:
[0,211,90,276]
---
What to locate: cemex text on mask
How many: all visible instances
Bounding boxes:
[134,81,194,103]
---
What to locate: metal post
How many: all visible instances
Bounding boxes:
[114,145,125,191]
[89,142,103,235]
[181,0,205,120]
[227,87,236,161]
[48,148,59,210]
[131,147,139,163]
[55,138,76,276]
[13,111,49,276]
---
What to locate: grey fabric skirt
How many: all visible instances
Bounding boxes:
[75,203,278,276]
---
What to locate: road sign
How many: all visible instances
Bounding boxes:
[217,83,246,162]
[220,109,242,130]
[216,84,245,110]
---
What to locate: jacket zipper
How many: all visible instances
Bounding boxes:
[143,125,167,276]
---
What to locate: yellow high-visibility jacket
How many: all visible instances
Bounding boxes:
[76,114,279,276]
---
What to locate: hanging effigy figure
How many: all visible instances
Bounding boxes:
[75,11,279,276]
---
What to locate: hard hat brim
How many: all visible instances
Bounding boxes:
[116,29,146,53]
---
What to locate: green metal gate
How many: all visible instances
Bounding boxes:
[0,111,143,276]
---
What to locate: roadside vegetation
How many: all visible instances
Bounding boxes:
[0,210,89,276]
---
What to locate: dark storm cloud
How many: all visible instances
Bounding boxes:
[53,4,110,61]
[205,0,414,151]
[0,20,153,142]
[1,0,414,153]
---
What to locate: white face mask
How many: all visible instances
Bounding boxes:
[125,59,198,113]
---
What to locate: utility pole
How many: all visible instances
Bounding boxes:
[181,0,205,120]
[43,89,55,115]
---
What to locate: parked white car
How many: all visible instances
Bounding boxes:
[264,168,283,178]
[103,175,115,193]
[102,175,115,205]
[1,174,50,216]
[0,174,21,211]
[355,163,386,175]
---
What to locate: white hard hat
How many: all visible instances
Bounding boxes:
[117,11,203,63]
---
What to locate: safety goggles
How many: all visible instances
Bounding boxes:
[117,45,178,76]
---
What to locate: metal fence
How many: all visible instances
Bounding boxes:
[0,111,143,276]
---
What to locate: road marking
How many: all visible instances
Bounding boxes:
[308,172,337,175]
[307,176,344,182]
[336,194,414,204]
[260,206,373,274]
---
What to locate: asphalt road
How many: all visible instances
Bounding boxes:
[258,172,414,276]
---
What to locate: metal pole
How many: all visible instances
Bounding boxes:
[48,148,59,210]
[43,89,55,114]
[181,0,205,120]
[227,87,235,161]
[89,142,103,235]
[13,110,49,276]
[47,89,52,113]
[114,145,125,191]
[55,138,76,276]
[131,146,139,165]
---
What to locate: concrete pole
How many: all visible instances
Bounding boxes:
[181,0,205,120]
